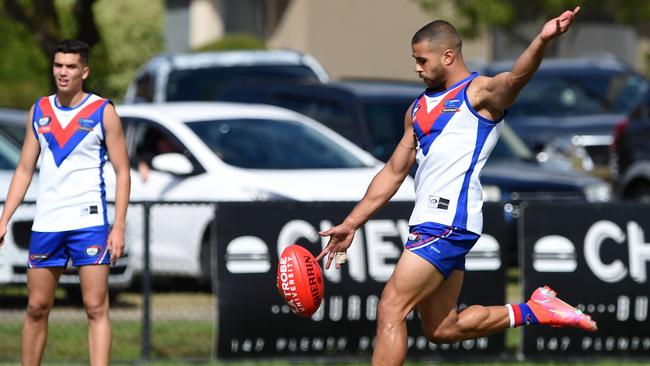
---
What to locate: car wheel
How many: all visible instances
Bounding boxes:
[199,236,212,284]
[630,183,650,203]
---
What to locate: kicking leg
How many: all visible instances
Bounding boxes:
[371,250,446,366]
[22,267,63,366]
[418,279,597,344]
[418,269,510,344]
[79,265,111,366]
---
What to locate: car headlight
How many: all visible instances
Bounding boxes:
[583,183,612,203]
[482,185,502,202]
[538,136,595,173]
[246,188,295,202]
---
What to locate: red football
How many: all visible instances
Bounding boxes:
[276,244,324,317]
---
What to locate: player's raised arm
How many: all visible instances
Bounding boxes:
[317,103,418,269]
[472,7,580,113]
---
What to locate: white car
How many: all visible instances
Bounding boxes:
[112,102,416,280]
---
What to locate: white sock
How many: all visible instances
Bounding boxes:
[505,304,515,328]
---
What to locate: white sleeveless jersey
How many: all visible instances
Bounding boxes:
[31,94,110,232]
[409,73,504,234]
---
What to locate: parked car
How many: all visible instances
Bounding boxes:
[610,88,650,201]
[483,55,648,181]
[0,109,133,298]
[0,107,28,144]
[123,49,330,104]
[111,102,415,281]
[220,79,613,266]
[219,79,612,202]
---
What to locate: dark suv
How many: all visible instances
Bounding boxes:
[123,49,330,104]
[221,79,611,202]
[222,79,612,265]
[611,89,650,201]
[483,56,648,181]
[0,107,28,145]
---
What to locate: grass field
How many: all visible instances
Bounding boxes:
[0,287,216,363]
[1,361,649,366]
[1,279,649,365]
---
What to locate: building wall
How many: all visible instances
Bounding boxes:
[179,0,650,78]
[492,23,639,66]
[189,0,224,49]
[266,0,490,81]
[165,0,190,53]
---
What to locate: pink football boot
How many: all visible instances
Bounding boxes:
[527,285,597,332]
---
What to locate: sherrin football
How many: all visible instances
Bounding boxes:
[276,244,324,317]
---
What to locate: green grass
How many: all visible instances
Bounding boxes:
[1,361,649,366]
[1,281,649,365]
[0,319,213,362]
[0,287,215,362]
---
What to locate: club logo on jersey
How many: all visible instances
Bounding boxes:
[38,116,51,126]
[78,118,96,131]
[408,232,422,242]
[85,245,102,256]
[442,99,461,113]
[428,195,450,210]
[80,205,99,216]
[37,116,52,133]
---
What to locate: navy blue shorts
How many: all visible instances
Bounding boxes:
[28,225,110,268]
[404,222,480,279]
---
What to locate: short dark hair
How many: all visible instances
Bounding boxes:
[54,39,90,65]
[412,20,462,51]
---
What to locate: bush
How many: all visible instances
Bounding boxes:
[194,33,266,52]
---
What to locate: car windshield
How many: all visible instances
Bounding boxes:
[361,98,534,163]
[166,66,320,102]
[0,131,21,169]
[506,71,647,117]
[363,100,412,162]
[186,118,368,169]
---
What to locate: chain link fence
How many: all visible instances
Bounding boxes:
[0,201,218,364]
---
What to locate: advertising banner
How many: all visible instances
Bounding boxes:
[215,201,507,359]
[520,202,650,357]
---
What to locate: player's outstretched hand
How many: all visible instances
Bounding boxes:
[107,226,125,265]
[316,222,356,270]
[540,6,580,42]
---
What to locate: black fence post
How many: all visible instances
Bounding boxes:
[141,202,152,361]
[211,204,219,359]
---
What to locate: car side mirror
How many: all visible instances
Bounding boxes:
[151,153,194,176]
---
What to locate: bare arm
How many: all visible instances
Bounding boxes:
[0,106,41,246]
[472,7,581,114]
[103,103,131,264]
[316,104,417,268]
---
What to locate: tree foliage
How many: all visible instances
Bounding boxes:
[417,0,650,74]
[194,33,266,52]
[0,0,164,108]
[0,10,49,108]
[90,0,164,100]
[417,0,650,39]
